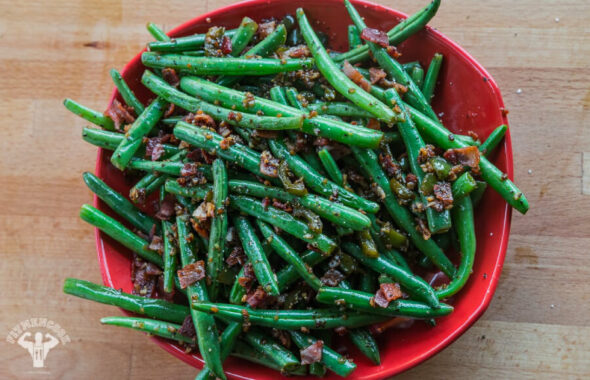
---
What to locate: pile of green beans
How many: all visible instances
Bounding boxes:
[63,2,527,378]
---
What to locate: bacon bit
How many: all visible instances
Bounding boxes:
[105,99,135,131]
[467,131,479,142]
[369,67,387,84]
[386,45,402,59]
[379,153,400,177]
[320,269,344,287]
[161,68,180,87]
[164,103,176,118]
[220,35,232,55]
[131,254,158,297]
[260,150,279,177]
[178,315,196,338]
[373,289,390,308]
[313,137,330,147]
[447,165,464,181]
[145,138,165,161]
[417,145,436,163]
[184,112,216,128]
[405,173,418,190]
[238,263,255,291]
[155,196,176,220]
[226,246,246,267]
[193,201,216,222]
[361,27,389,48]
[180,163,199,177]
[261,197,271,210]
[415,217,432,240]
[272,329,291,348]
[443,146,481,170]
[271,199,293,213]
[245,287,269,308]
[177,260,206,288]
[242,92,256,108]
[257,21,276,40]
[284,45,311,58]
[433,182,453,209]
[219,136,235,150]
[380,283,403,303]
[300,340,324,365]
[189,217,209,239]
[148,235,164,254]
[342,61,372,92]
[187,148,215,164]
[366,118,381,130]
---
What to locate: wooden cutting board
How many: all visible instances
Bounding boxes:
[0,0,588,378]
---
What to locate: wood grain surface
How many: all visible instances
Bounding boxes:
[0,0,589,378]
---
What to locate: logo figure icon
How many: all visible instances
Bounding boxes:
[17,331,60,368]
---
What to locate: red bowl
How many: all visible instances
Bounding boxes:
[93,0,513,378]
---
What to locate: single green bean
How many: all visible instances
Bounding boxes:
[161,220,177,293]
[471,180,487,206]
[317,148,343,186]
[100,316,195,344]
[147,29,237,52]
[290,331,356,377]
[109,68,145,114]
[243,330,301,373]
[411,66,425,89]
[64,98,115,131]
[230,17,258,57]
[146,22,170,41]
[231,341,307,375]
[307,102,374,119]
[422,53,443,102]
[277,250,328,292]
[63,278,188,323]
[347,24,362,50]
[194,322,242,380]
[207,159,228,300]
[480,124,508,157]
[82,128,180,157]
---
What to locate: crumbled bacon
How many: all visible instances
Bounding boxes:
[447,165,464,181]
[187,148,215,164]
[272,329,291,348]
[467,131,479,142]
[145,137,165,161]
[334,326,348,336]
[380,283,403,303]
[415,217,431,240]
[178,315,196,338]
[177,260,206,289]
[216,121,233,137]
[221,35,232,55]
[386,45,401,59]
[366,118,381,130]
[433,182,453,209]
[379,153,400,177]
[180,163,199,177]
[300,340,324,364]
[361,28,389,48]
[257,21,276,40]
[443,146,481,170]
[184,112,216,128]
[238,263,255,291]
[417,145,437,163]
[225,246,246,267]
[405,173,418,190]
[342,61,371,92]
[272,199,293,213]
[245,287,269,308]
[313,137,331,147]
[193,201,215,222]
[373,289,389,308]
[131,254,159,297]
[219,136,235,150]
[284,45,311,58]
[105,99,135,131]
[369,67,387,84]
[320,269,344,287]
[148,235,164,254]
[161,68,180,87]
[260,150,279,177]
[155,196,176,220]
[189,217,209,239]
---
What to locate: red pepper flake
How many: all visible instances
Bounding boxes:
[271,199,293,213]
[342,61,372,92]
[361,27,389,48]
[261,197,271,210]
[300,340,324,365]
[177,260,206,288]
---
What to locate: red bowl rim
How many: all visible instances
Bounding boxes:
[93,0,513,378]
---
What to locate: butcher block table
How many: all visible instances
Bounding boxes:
[1,0,589,378]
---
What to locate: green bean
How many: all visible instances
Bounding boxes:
[142,52,313,76]
[407,103,529,214]
[384,89,451,233]
[176,216,225,379]
[269,139,379,213]
[231,341,307,375]
[194,322,242,380]
[100,316,195,344]
[63,278,188,323]
[350,146,456,277]
[346,0,438,122]
[342,242,439,307]
[111,97,168,170]
[129,150,186,203]
[316,287,453,318]
[217,24,287,87]
[471,180,488,206]
[243,330,301,373]
[422,53,443,102]
[285,87,307,110]
[64,98,115,131]
[334,0,441,64]
[82,172,157,235]
[296,8,400,124]
[402,61,423,73]
[277,250,328,292]
[411,66,425,89]
[164,180,211,201]
[234,216,280,295]
[290,331,356,377]
[436,196,476,299]
[146,22,170,41]
[257,220,322,290]
[480,124,508,157]
[452,172,477,200]
[147,29,237,52]
[317,148,343,186]
[161,220,177,293]
[307,102,374,118]
[347,24,362,50]
[192,302,388,329]
[128,159,185,176]
[231,196,336,255]
[180,76,384,148]
[82,128,181,157]
[230,17,258,57]
[207,159,229,300]
[109,68,145,114]
[79,204,163,266]
[269,85,289,105]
